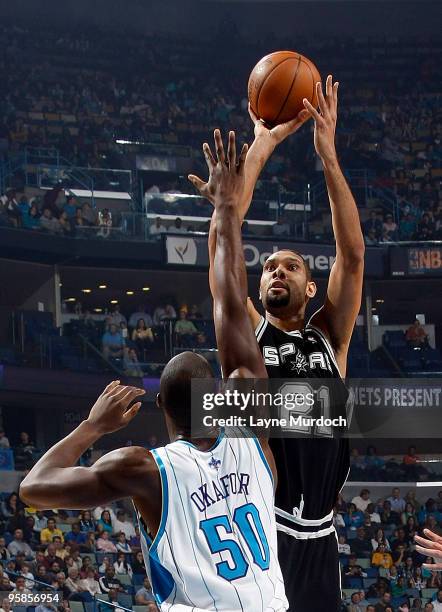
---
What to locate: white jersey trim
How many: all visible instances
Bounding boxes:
[275,507,333,527]
[276,522,336,539]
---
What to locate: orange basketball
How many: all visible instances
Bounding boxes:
[248,51,321,127]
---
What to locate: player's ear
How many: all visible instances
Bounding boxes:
[155,393,161,409]
[306,281,317,299]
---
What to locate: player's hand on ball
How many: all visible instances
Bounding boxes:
[248,104,310,148]
[188,129,248,206]
[86,380,145,435]
[415,529,442,570]
[303,74,339,164]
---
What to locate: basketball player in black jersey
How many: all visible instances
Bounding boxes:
[189,75,364,610]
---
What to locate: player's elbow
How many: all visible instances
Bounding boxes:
[340,245,365,272]
[19,480,40,507]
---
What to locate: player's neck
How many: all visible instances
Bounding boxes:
[265,310,305,332]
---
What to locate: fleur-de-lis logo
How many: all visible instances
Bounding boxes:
[175,242,189,263]
[208,457,221,470]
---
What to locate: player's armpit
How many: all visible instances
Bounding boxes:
[20,446,158,510]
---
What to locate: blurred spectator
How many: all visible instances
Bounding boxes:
[115,532,132,554]
[371,543,393,569]
[33,511,48,533]
[174,309,198,344]
[113,552,133,577]
[406,320,429,348]
[382,214,398,241]
[79,568,101,597]
[0,537,10,561]
[78,510,95,533]
[93,506,117,523]
[129,307,153,329]
[351,489,372,512]
[345,503,365,530]
[65,567,93,602]
[149,217,166,236]
[40,209,62,234]
[187,304,203,320]
[96,532,117,553]
[363,211,382,240]
[113,511,136,540]
[0,429,10,448]
[171,217,185,233]
[124,348,144,377]
[132,551,146,575]
[351,527,372,557]
[97,209,112,238]
[135,577,156,606]
[40,518,64,544]
[98,588,124,612]
[7,529,34,558]
[81,203,97,226]
[63,196,78,219]
[1,492,23,518]
[347,592,363,612]
[97,510,114,534]
[11,576,31,595]
[131,319,154,355]
[98,568,123,593]
[338,535,351,555]
[387,488,406,514]
[102,324,125,360]
[109,305,127,327]
[65,523,87,547]
[153,303,177,324]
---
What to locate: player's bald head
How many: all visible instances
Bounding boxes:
[158,352,214,428]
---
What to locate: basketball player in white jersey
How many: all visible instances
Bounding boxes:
[190,76,364,610]
[19,131,288,612]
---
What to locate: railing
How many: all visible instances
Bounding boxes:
[349,456,442,483]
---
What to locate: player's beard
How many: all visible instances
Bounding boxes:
[265,291,290,309]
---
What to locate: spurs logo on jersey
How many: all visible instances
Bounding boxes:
[255,315,351,526]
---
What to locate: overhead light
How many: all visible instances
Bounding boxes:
[81,289,92,294]
[99,285,107,289]
[59,283,62,287]
[94,308,103,313]
[375,299,384,304]
[142,287,150,291]
[126,291,134,295]
[371,307,377,312]
[65,298,76,302]
[110,300,118,304]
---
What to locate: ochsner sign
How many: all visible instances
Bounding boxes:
[242,242,335,271]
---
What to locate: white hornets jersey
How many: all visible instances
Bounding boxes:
[135,431,288,612]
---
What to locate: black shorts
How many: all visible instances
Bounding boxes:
[277,530,341,612]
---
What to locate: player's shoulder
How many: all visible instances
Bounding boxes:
[96,446,158,480]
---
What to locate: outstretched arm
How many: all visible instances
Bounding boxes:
[204,130,267,380]
[304,76,365,375]
[190,108,310,303]
[19,382,158,510]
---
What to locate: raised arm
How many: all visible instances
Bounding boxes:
[189,109,309,300]
[202,130,267,379]
[19,382,159,513]
[304,76,365,375]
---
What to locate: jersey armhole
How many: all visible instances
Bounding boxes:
[143,448,169,553]
[255,316,267,341]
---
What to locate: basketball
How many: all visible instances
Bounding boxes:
[248,51,321,126]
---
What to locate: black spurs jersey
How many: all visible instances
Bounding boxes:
[255,316,351,534]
